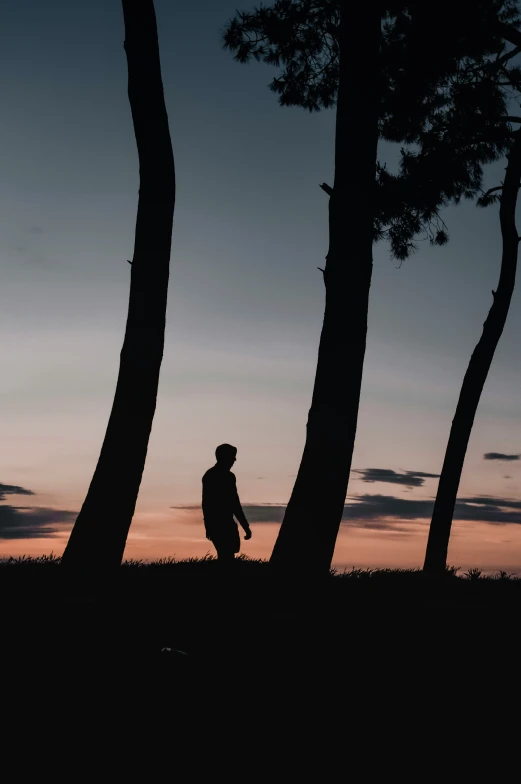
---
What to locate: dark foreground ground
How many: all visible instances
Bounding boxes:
[2,555,519,769]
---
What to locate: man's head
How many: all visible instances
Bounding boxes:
[215,443,237,469]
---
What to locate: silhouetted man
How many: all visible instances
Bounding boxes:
[202,444,252,564]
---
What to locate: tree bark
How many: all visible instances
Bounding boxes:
[269,4,382,576]
[423,128,521,574]
[61,0,175,571]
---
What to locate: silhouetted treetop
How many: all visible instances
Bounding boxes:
[224,0,521,259]
[224,1,518,111]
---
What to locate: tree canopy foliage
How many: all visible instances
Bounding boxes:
[224,0,521,258]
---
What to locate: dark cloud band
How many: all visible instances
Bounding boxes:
[218,494,521,528]
[0,505,76,539]
[0,481,75,539]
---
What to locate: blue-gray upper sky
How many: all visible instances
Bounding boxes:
[1,0,521,570]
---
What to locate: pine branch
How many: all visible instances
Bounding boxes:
[319,182,333,196]
[497,20,521,49]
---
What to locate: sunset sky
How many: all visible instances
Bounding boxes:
[1,0,521,573]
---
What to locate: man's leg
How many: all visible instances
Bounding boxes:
[217,546,235,565]
[215,546,236,583]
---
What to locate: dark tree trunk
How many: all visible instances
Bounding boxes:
[61,0,175,571]
[423,129,521,574]
[269,5,381,576]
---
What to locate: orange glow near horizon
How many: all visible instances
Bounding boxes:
[1,509,520,575]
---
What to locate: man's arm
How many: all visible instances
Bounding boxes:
[202,477,214,541]
[202,516,211,540]
[231,476,252,539]
[202,512,214,541]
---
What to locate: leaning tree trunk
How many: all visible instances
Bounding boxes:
[61,0,175,571]
[423,128,521,574]
[269,5,381,576]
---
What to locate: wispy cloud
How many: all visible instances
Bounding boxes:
[171,503,287,523]
[243,504,286,523]
[0,483,35,501]
[352,468,439,488]
[484,452,520,461]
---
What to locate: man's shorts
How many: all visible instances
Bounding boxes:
[210,520,240,554]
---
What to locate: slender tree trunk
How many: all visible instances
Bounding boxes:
[269,5,382,576]
[61,0,175,571]
[423,129,521,574]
